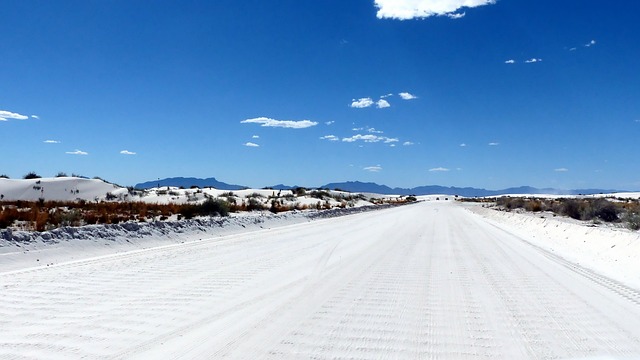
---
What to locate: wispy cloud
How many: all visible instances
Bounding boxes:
[380,93,393,98]
[350,97,374,108]
[569,47,577,51]
[252,135,260,139]
[31,115,40,119]
[403,141,414,146]
[429,167,450,172]
[43,140,61,144]
[364,165,382,172]
[504,59,515,64]
[343,134,398,143]
[459,143,467,147]
[447,12,465,19]
[0,110,29,121]
[374,0,496,20]
[585,39,596,47]
[66,149,88,155]
[399,92,417,100]
[376,99,391,108]
[320,135,339,141]
[554,168,569,172]
[243,142,260,147]
[325,121,335,125]
[488,142,499,146]
[240,117,317,129]
[525,58,542,63]
[120,150,136,155]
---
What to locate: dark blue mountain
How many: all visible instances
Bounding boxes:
[134,177,247,190]
[320,181,623,197]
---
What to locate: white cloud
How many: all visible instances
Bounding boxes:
[569,47,577,51]
[252,135,260,139]
[320,135,339,141]
[554,168,569,172]
[66,149,88,155]
[635,119,640,123]
[448,12,465,19]
[399,92,417,100]
[380,93,393,98]
[525,58,542,63]
[374,0,496,20]
[429,167,450,172]
[0,110,29,121]
[403,141,414,146]
[120,150,136,155]
[350,97,374,108]
[504,59,515,64]
[364,165,382,172]
[240,117,317,129]
[585,39,596,47]
[389,144,396,147]
[376,99,391,108]
[43,140,60,144]
[325,121,335,125]
[459,143,467,147]
[488,142,499,146]
[31,115,40,119]
[367,127,384,134]
[243,142,260,147]
[342,134,398,144]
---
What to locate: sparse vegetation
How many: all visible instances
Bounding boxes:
[464,196,639,230]
[23,172,41,179]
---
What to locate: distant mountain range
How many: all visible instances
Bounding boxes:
[135,177,623,197]
[135,177,247,190]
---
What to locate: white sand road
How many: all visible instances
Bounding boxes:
[1,201,640,359]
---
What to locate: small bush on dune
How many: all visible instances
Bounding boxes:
[23,172,41,179]
[0,174,9,179]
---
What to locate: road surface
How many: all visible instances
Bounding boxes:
[1,201,640,359]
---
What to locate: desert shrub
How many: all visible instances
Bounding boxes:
[625,212,640,231]
[293,187,307,196]
[221,191,235,197]
[585,199,620,222]
[560,199,582,220]
[246,198,264,211]
[0,174,9,179]
[55,172,68,177]
[245,192,264,199]
[310,190,331,199]
[23,172,41,179]
[200,198,229,216]
[525,199,544,212]
[406,196,417,202]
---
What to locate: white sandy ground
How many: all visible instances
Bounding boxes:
[1,201,640,359]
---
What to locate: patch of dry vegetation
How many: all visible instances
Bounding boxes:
[460,196,640,230]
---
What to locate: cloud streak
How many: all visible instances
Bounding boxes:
[243,142,260,147]
[342,134,398,143]
[398,92,417,100]
[364,165,382,172]
[429,167,450,172]
[0,110,29,121]
[374,0,496,20]
[66,150,88,155]
[43,140,61,144]
[241,117,317,129]
[554,168,569,172]
[120,150,136,155]
[320,135,339,141]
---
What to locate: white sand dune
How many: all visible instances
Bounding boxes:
[1,201,639,359]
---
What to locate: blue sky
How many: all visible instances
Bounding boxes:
[2,0,639,190]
